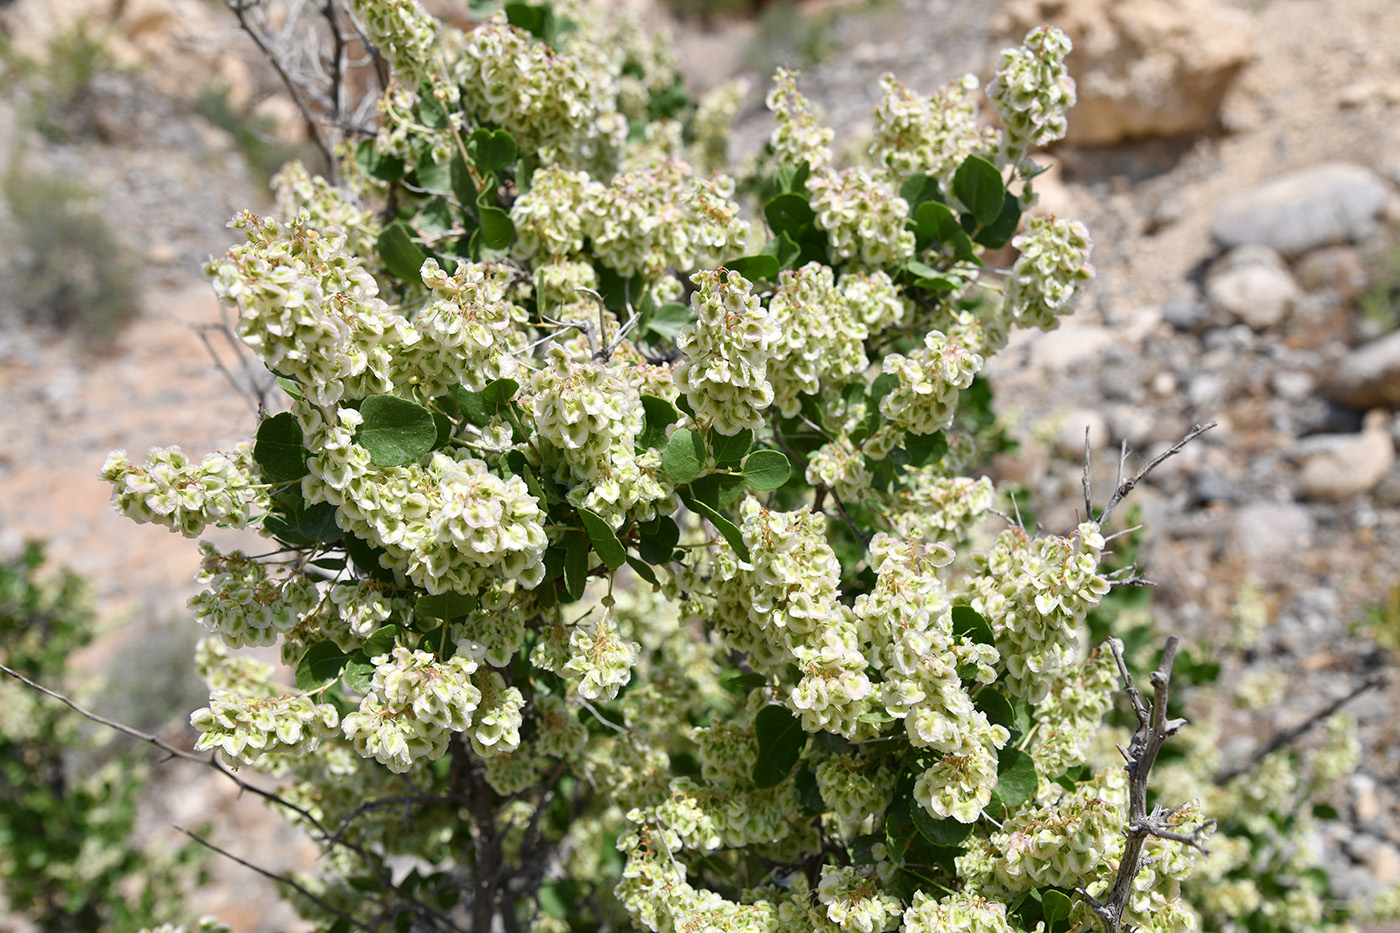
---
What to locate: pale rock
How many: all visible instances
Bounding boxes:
[1382,123,1400,188]
[1292,410,1396,502]
[1205,245,1300,330]
[1324,329,1400,409]
[995,0,1252,145]
[1053,408,1108,460]
[1227,501,1315,569]
[1211,162,1392,257]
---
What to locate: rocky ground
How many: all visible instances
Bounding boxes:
[1,0,1399,929]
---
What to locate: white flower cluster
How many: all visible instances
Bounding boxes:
[839,269,909,332]
[960,522,1110,698]
[191,692,341,769]
[1029,645,1119,776]
[139,918,233,933]
[766,262,869,417]
[674,269,780,436]
[102,444,268,538]
[341,646,485,773]
[817,864,903,933]
[886,474,995,545]
[879,330,984,437]
[205,210,412,407]
[187,543,319,648]
[528,347,671,527]
[987,26,1077,164]
[561,610,642,701]
[766,67,834,171]
[348,0,439,88]
[302,409,548,594]
[273,160,380,261]
[806,439,873,502]
[712,501,876,738]
[856,534,1008,823]
[395,258,524,402]
[814,748,897,834]
[512,165,594,261]
[449,19,624,164]
[901,892,1017,933]
[870,73,1000,185]
[1005,216,1095,331]
[688,78,749,174]
[807,167,917,268]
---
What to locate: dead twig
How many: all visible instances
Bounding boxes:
[1080,637,1216,933]
[1095,422,1216,527]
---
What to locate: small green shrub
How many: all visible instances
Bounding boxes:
[193,85,327,187]
[0,23,114,141]
[1,170,141,348]
[0,543,204,932]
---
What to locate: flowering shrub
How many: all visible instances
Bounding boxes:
[84,2,1371,932]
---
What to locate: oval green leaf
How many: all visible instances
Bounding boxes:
[741,449,791,491]
[643,302,692,342]
[638,395,679,450]
[481,377,520,404]
[477,205,516,251]
[953,154,1006,227]
[376,220,430,283]
[752,704,806,788]
[254,411,310,481]
[952,604,996,646]
[578,507,627,570]
[357,395,438,468]
[416,592,478,624]
[296,640,349,692]
[994,746,1038,808]
[1042,889,1074,928]
[912,803,975,846]
[662,427,706,484]
[710,428,753,465]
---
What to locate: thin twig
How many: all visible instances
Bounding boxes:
[1080,637,1216,933]
[1082,425,1093,521]
[1096,422,1217,527]
[177,826,377,932]
[1214,672,1388,786]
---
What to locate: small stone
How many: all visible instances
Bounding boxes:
[1350,773,1383,824]
[1295,245,1369,298]
[1205,245,1301,330]
[1163,295,1210,332]
[1188,372,1226,409]
[1294,410,1397,502]
[1228,501,1315,569]
[1210,162,1392,257]
[1270,370,1315,401]
[1323,329,1400,409]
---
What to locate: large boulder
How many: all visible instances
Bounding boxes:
[995,0,1253,145]
[1210,162,1392,257]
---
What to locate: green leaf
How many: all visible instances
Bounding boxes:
[450,151,478,205]
[752,704,806,788]
[504,2,555,44]
[355,139,404,182]
[900,173,941,213]
[296,641,349,692]
[342,656,375,695]
[361,624,399,659]
[468,128,519,176]
[481,377,520,404]
[974,688,1016,731]
[912,804,975,847]
[952,605,996,647]
[972,191,1022,249]
[994,746,1037,808]
[953,155,1006,227]
[662,428,706,484]
[644,302,692,342]
[417,88,449,129]
[759,232,802,270]
[710,428,753,465]
[417,196,454,235]
[726,254,779,283]
[578,508,627,570]
[904,430,947,468]
[1042,890,1073,928]
[357,395,438,467]
[680,490,750,562]
[344,532,396,584]
[638,395,679,450]
[563,533,589,601]
[741,449,791,490]
[637,515,680,565]
[775,160,811,195]
[625,555,659,586]
[719,670,769,694]
[449,385,492,426]
[377,221,430,283]
[254,411,309,481]
[689,472,748,511]
[477,205,516,250]
[414,158,452,195]
[416,592,478,623]
[764,193,815,241]
[913,200,977,262]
